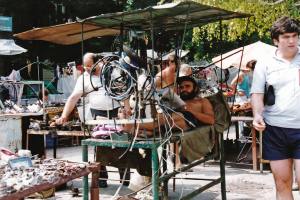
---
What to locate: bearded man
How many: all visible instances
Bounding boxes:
[123,76,215,133]
[174,76,215,130]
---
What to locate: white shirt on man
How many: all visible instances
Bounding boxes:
[72,72,120,110]
[250,49,300,128]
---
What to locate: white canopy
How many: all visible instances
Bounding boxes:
[212,41,276,69]
[162,49,189,60]
[0,39,27,55]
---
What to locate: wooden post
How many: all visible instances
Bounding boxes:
[251,128,257,171]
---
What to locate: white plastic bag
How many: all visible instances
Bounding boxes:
[128,170,151,191]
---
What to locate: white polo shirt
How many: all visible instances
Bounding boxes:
[73,72,120,110]
[251,49,300,128]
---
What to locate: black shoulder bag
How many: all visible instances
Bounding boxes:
[263,84,275,106]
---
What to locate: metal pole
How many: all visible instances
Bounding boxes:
[42,81,46,121]
[219,19,227,200]
[80,21,88,200]
[152,146,159,200]
[162,145,168,199]
[119,23,124,57]
[220,133,227,200]
[37,56,40,81]
[81,21,86,137]
[219,20,223,91]
[82,144,89,200]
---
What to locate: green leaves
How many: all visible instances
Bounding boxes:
[190,0,300,60]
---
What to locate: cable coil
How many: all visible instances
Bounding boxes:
[100,59,136,101]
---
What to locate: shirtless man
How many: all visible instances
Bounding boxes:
[124,76,215,133]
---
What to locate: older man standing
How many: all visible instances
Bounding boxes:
[56,52,129,188]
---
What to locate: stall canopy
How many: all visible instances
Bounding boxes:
[212,41,277,69]
[14,1,250,45]
[0,39,27,55]
[13,22,120,45]
[84,1,250,31]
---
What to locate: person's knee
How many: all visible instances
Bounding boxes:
[274,177,292,191]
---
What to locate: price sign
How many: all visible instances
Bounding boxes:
[8,157,32,169]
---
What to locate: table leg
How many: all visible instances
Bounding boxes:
[53,136,57,159]
[162,145,168,200]
[234,121,240,151]
[43,134,46,158]
[152,146,159,200]
[26,133,29,150]
[90,164,100,200]
[259,131,263,173]
[83,145,89,200]
[173,142,177,192]
[251,128,257,171]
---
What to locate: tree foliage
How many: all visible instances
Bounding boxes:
[190,0,300,60]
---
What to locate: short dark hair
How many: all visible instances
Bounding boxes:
[270,16,300,40]
[38,89,49,100]
[177,76,199,93]
[246,60,257,70]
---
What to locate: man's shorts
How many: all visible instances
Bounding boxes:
[263,124,300,160]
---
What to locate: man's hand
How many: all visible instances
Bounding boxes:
[252,114,266,131]
[118,107,132,119]
[55,116,68,125]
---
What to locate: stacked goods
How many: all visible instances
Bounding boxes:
[44,106,64,120]
[0,158,86,197]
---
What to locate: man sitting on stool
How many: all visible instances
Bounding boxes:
[123,76,215,134]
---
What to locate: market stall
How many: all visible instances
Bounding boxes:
[0,79,45,152]
[14,1,251,199]
[77,2,249,200]
[0,156,99,200]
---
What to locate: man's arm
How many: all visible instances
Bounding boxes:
[230,73,244,94]
[185,98,215,125]
[231,72,244,86]
[56,92,82,124]
[251,93,266,131]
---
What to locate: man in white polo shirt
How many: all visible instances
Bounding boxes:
[56,53,121,123]
[251,16,300,199]
[56,53,129,188]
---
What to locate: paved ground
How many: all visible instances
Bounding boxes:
[25,125,300,200]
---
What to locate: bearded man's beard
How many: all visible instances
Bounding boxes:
[180,90,197,100]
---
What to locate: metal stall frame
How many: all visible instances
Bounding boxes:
[14,1,251,199]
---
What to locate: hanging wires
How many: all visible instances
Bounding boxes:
[100,59,136,101]
[89,54,119,92]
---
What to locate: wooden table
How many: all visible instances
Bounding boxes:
[81,138,161,200]
[231,116,262,171]
[0,163,100,200]
[27,129,88,158]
